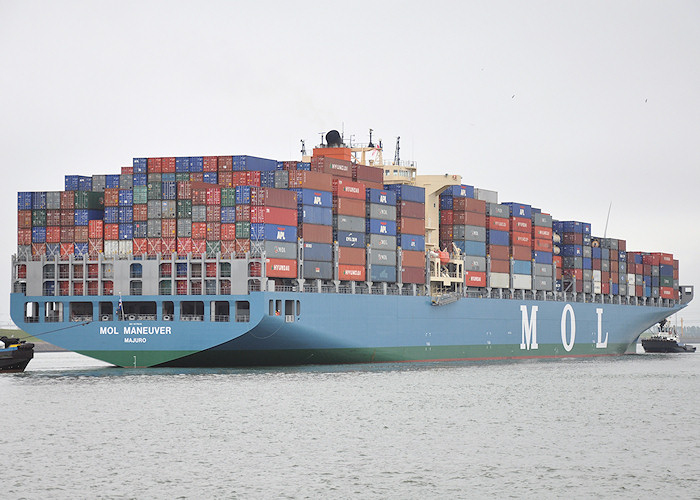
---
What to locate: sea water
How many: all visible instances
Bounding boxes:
[1,351,699,499]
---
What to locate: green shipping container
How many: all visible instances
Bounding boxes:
[177,200,192,219]
[133,185,148,205]
[175,173,190,182]
[206,241,221,256]
[221,188,236,207]
[74,191,104,209]
[32,209,47,227]
[235,221,250,239]
[147,182,162,201]
[660,276,673,287]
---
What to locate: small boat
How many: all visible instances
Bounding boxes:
[642,321,696,353]
[0,336,35,372]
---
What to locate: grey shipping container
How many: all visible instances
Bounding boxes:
[583,269,593,280]
[147,200,162,219]
[177,218,192,238]
[92,175,106,192]
[475,188,498,204]
[533,276,553,290]
[368,234,397,250]
[302,260,332,280]
[335,215,365,232]
[148,173,162,183]
[367,204,397,221]
[265,241,297,259]
[619,284,628,295]
[464,256,486,272]
[619,262,627,274]
[274,171,289,189]
[486,203,509,218]
[369,249,396,266]
[147,219,162,238]
[192,205,207,222]
[563,256,583,268]
[651,266,659,277]
[601,260,610,272]
[583,281,593,293]
[534,263,552,276]
[46,192,61,210]
[161,200,176,219]
[533,213,552,227]
[582,246,592,258]
[464,225,486,242]
[120,174,133,189]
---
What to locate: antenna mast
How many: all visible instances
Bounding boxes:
[368,128,374,148]
[300,139,306,156]
[394,136,401,165]
[603,202,612,238]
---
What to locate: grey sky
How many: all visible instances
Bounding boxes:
[1,0,699,325]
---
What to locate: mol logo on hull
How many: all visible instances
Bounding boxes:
[520,305,609,351]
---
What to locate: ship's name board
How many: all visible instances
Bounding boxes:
[100,326,173,343]
[520,304,609,351]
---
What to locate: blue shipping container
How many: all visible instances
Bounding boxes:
[162,181,177,200]
[78,176,92,192]
[513,260,532,275]
[385,184,425,203]
[505,202,532,219]
[189,157,204,172]
[487,230,509,246]
[104,207,119,224]
[561,245,583,257]
[439,196,453,210]
[221,206,236,224]
[562,221,583,233]
[337,231,365,248]
[366,188,397,206]
[65,175,80,191]
[292,188,332,207]
[203,172,218,184]
[175,157,190,173]
[260,171,275,188]
[659,264,673,276]
[618,250,627,262]
[133,173,148,187]
[370,265,397,283]
[533,251,553,265]
[454,240,486,256]
[232,155,277,172]
[444,185,475,199]
[118,190,133,206]
[162,173,176,182]
[46,243,60,258]
[18,192,33,210]
[591,247,602,259]
[105,175,121,189]
[119,224,133,240]
[583,257,592,269]
[303,242,333,262]
[133,222,147,238]
[250,223,297,242]
[32,226,46,243]
[133,158,148,173]
[366,219,397,236]
[74,242,89,256]
[399,233,425,251]
[118,206,133,224]
[583,223,591,235]
[32,192,47,210]
[300,205,333,226]
[235,186,251,205]
[298,162,311,171]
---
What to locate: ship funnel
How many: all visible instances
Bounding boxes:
[325,130,343,147]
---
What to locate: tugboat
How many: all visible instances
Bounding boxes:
[0,335,35,372]
[642,320,696,353]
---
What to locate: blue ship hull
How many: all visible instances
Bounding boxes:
[10,292,685,367]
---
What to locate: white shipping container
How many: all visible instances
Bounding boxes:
[104,240,120,256]
[627,273,636,285]
[489,272,510,288]
[118,240,133,257]
[593,282,602,294]
[593,270,602,281]
[512,274,532,290]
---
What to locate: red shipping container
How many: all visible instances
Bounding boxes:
[338,246,365,265]
[313,156,352,178]
[133,238,148,255]
[440,210,453,225]
[218,171,233,187]
[161,237,176,254]
[161,219,176,238]
[217,156,233,171]
[553,255,562,268]
[47,210,61,226]
[401,267,425,284]
[354,164,383,183]
[601,283,610,294]
[642,254,660,266]
[144,238,161,256]
[46,227,61,244]
[563,233,583,245]
[332,179,366,200]
[488,217,509,231]
[121,166,133,175]
[104,188,119,207]
[652,252,673,265]
[398,217,424,235]
[236,205,250,221]
[334,198,365,217]
[532,227,552,239]
[61,191,75,209]
[206,222,221,241]
[363,181,384,190]
[74,226,88,243]
[488,245,509,260]
[191,222,206,239]
[250,187,297,209]
[60,227,75,242]
[465,271,487,287]
[602,271,610,282]
[610,261,619,273]
[453,197,486,213]
[177,237,193,255]
[511,245,531,261]
[60,210,74,226]
[299,223,332,243]
[533,238,552,252]
[18,210,32,228]
[591,259,601,270]
[133,204,148,221]
[147,157,162,173]
[246,171,261,186]
[439,225,453,241]
[511,217,531,234]
[18,228,32,245]
[401,249,425,268]
[339,264,366,281]
[192,239,206,254]
[31,242,46,255]
[231,172,248,186]
[60,243,74,257]
[88,220,103,239]
[206,205,221,222]
[190,173,203,183]
[177,181,192,200]
[266,258,297,278]
[88,238,103,256]
[643,264,651,275]
[611,272,619,283]
[203,156,218,172]
[220,240,236,256]
[458,212,486,227]
[618,239,626,252]
[610,250,618,261]
[104,223,119,240]
[192,189,206,205]
[673,268,678,279]
[563,268,583,280]
[161,157,175,173]
[288,171,333,191]
[511,233,531,247]
[397,201,424,220]
[221,223,236,241]
[234,238,251,255]
[660,287,674,298]
[251,206,297,226]
[490,259,509,273]
[206,187,222,205]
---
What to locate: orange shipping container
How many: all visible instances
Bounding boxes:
[401,250,425,268]
[511,217,531,234]
[488,217,509,231]
[338,264,365,281]
[334,197,365,217]
[266,258,297,278]
[511,245,530,261]
[401,267,425,284]
[465,271,487,287]
[532,227,552,239]
[533,238,552,252]
[398,217,424,235]
[453,197,486,213]
[511,233,531,247]
[338,246,365,266]
[332,178,366,199]
[490,259,509,273]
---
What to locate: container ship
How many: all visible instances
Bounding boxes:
[10,130,694,367]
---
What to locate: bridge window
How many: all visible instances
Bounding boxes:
[121,301,157,321]
[70,302,93,322]
[235,301,250,322]
[24,302,39,323]
[162,301,174,321]
[180,301,204,321]
[212,301,230,322]
[130,263,142,278]
[45,302,63,322]
[99,302,113,321]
